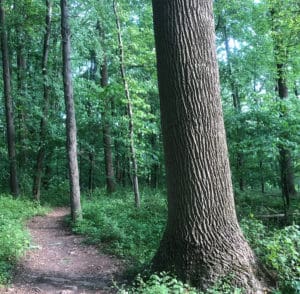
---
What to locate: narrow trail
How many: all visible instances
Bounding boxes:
[1,208,123,294]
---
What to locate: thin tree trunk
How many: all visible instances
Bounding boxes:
[269,7,296,220]
[85,50,97,192]
[260,160,265,194]
[61,0,82,222]
[294,81,299,97]
[88,152,94,192]
[277,63,296,211]
[96,23,116,193]
[0,0,19,196]
[32,0,52,201]
[151,0,271,291]
[14,0,27,168]
[113,0,140,207]
[224,25,244,191]
[100,56,116,193]
[150,134,159,188]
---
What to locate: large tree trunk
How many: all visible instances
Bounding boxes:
[0,0,19,196]
[151,0,270,291]
[61,0,82,222]
[113,0,140,207]
[33,0,52,201]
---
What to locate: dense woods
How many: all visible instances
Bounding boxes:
[0,0,299,293]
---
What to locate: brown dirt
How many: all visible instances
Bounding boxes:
[1,208,123,294]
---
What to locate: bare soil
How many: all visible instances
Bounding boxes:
[1,208,123,294]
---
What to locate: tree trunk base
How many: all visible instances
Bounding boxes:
[151,230,274,293]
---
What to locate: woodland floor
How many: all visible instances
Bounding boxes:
[1,208,123,294]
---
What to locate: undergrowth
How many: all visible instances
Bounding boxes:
[72,188,300,293]
[72,188,166,266]
[0,195,48,286]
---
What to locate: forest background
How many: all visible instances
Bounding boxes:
[0,0,299,293]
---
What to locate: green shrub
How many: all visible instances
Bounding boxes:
[73,188,167,265]
[40,180,70,207]
[0,195,48,285]
[116,272,245,294]
[117,272,198,294]
[263,225,300,293]
[0,261,12,285]
[241,218,300,293]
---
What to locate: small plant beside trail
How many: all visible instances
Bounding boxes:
[72,188,166,266]
[0,195,48,285]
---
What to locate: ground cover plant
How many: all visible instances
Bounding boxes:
[0,195,48,285]
[72,188,300,293]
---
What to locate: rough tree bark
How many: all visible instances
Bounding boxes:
[151,0,270,291]
[0,0,19,196]
[61,0,82,221]
[113,0,140,207]
[33,0,52,201]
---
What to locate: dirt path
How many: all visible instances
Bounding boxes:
[1,208,123,294]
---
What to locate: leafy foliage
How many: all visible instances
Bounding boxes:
[72,188,166,265]
[117,272,198,294]
[241,218,300,293]
[0,195,48,285]
[71,189,299,293]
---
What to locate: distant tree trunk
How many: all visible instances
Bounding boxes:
[276,64,296,218]
[61,0,82,221]
[113,0,140,207]
[269,6,296,220]
[150,134,159,188]
[85,50,97,192]
[88,152,94,192]
[16,41,27,167]
[100,57,116,193]
[260,160,265,194]
[277,63,296,212]
[151,0,270,291]
[96,22,116,194]
[114,140,123,184]
[224,25,244,191]
[0,0,19,196]
[14,0,27,168]
[33,0,52,201]
[294,81,299,97]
